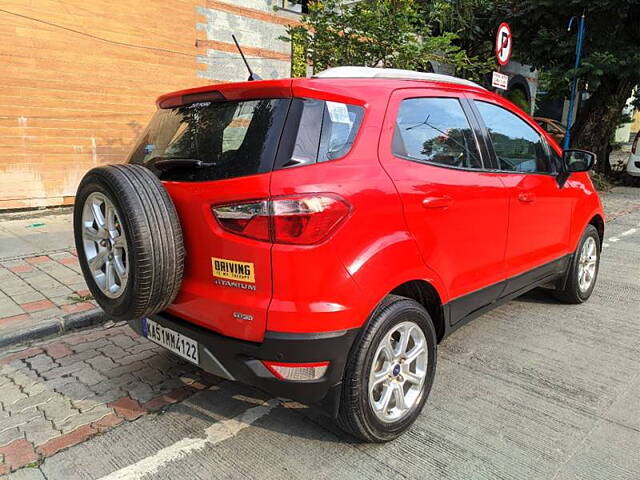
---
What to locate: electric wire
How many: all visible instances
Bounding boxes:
[0,8,290,61]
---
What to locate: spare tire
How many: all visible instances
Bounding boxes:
[73,164,184,321]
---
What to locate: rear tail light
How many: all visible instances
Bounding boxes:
[212,200,270,242]
[632,132,639,155]
[212,194,350,245]
[262,361,329,381]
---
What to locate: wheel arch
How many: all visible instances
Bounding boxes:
[589,214,605,250]
[344,227,449,339]
[388,280,446,342]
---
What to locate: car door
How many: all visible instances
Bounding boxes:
[378,88,510,323]
[469,96,572,288]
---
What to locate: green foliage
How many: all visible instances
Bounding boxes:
[505,87,530,112]
[501,1,640,97]
[424,0,500,60]
[291,29,307,77]
[501,0,639,175]
[284,0,493,81]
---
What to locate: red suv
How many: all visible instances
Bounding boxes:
[74,67,604,442]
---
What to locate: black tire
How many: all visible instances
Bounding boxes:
[73,164,184,321]
[337,295,437,442]
[554,224,600,304]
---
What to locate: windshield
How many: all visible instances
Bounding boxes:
[127,98,290,182]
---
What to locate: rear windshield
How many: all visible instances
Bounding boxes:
[127,98,290,182]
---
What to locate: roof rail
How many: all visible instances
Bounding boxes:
[313,66,486,90]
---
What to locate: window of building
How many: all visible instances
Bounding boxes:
[279,0,309,14]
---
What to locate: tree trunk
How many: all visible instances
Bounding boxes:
[571,75,635,175]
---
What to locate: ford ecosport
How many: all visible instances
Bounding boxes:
[74,67,604,442]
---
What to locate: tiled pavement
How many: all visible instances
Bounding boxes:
[0,250,97,342]
[0,322,219,474]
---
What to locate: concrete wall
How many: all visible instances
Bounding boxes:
[0,0,297,210]
[196,1,295,81]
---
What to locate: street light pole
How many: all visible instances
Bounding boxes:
[564,12,586,150]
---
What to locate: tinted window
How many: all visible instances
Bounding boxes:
[549,147,563,172]
[290,99,364,165]
[393,98,482,169]
[128,98,289,181]
[476,101,552,173]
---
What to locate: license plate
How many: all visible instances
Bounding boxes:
[143,318,199,365]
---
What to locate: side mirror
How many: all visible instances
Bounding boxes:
[563,149,596,172]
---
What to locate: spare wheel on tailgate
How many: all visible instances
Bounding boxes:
[73,164,184,320]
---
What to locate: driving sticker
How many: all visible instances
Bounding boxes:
[212,257,255,283]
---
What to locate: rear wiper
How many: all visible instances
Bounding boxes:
[153,158,215,169]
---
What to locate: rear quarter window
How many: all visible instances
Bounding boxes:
[284,99,364,167]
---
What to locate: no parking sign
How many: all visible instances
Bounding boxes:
[495,22,513,66]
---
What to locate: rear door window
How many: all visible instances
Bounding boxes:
[128,98,290,182]
[393,97,482,169]
[475,101,553,174]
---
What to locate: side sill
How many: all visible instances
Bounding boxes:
[442,254,571,339]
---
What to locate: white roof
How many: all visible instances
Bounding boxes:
[313,66,485,90]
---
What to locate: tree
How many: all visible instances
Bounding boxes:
[423,0,500,61]
[502,0,640,174]
[284,0,493,81]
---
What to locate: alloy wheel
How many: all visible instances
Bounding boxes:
[368,321,428,423]
[577,236,597,293]
[81,192,129,299]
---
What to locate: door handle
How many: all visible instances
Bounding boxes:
[518,192,535,203]
[422,195,452,209]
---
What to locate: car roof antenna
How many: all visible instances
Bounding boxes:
[232,34,262,81]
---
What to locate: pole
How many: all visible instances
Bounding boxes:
[564,13,586,150]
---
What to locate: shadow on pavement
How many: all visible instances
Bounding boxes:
[513,287,564,305]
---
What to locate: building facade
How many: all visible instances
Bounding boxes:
[1,0,299,209]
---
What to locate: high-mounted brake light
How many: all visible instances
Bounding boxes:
[262,361,329,381]
[158,91,225,109]
[632,132,639,155]
[212,194,350,245]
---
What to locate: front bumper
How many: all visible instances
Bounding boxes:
[128,313,360,416]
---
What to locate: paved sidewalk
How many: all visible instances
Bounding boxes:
[0,208,75,260]
[0,322,219,474]
[0,251,97,346]
[0,208,99,346]
[600,186,640,221]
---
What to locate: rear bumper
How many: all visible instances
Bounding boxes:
[627,157,640,176]
[128,313,360,416]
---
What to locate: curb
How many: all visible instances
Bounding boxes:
[0,308,110,348]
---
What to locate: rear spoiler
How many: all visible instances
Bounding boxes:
[155,79,294,109]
